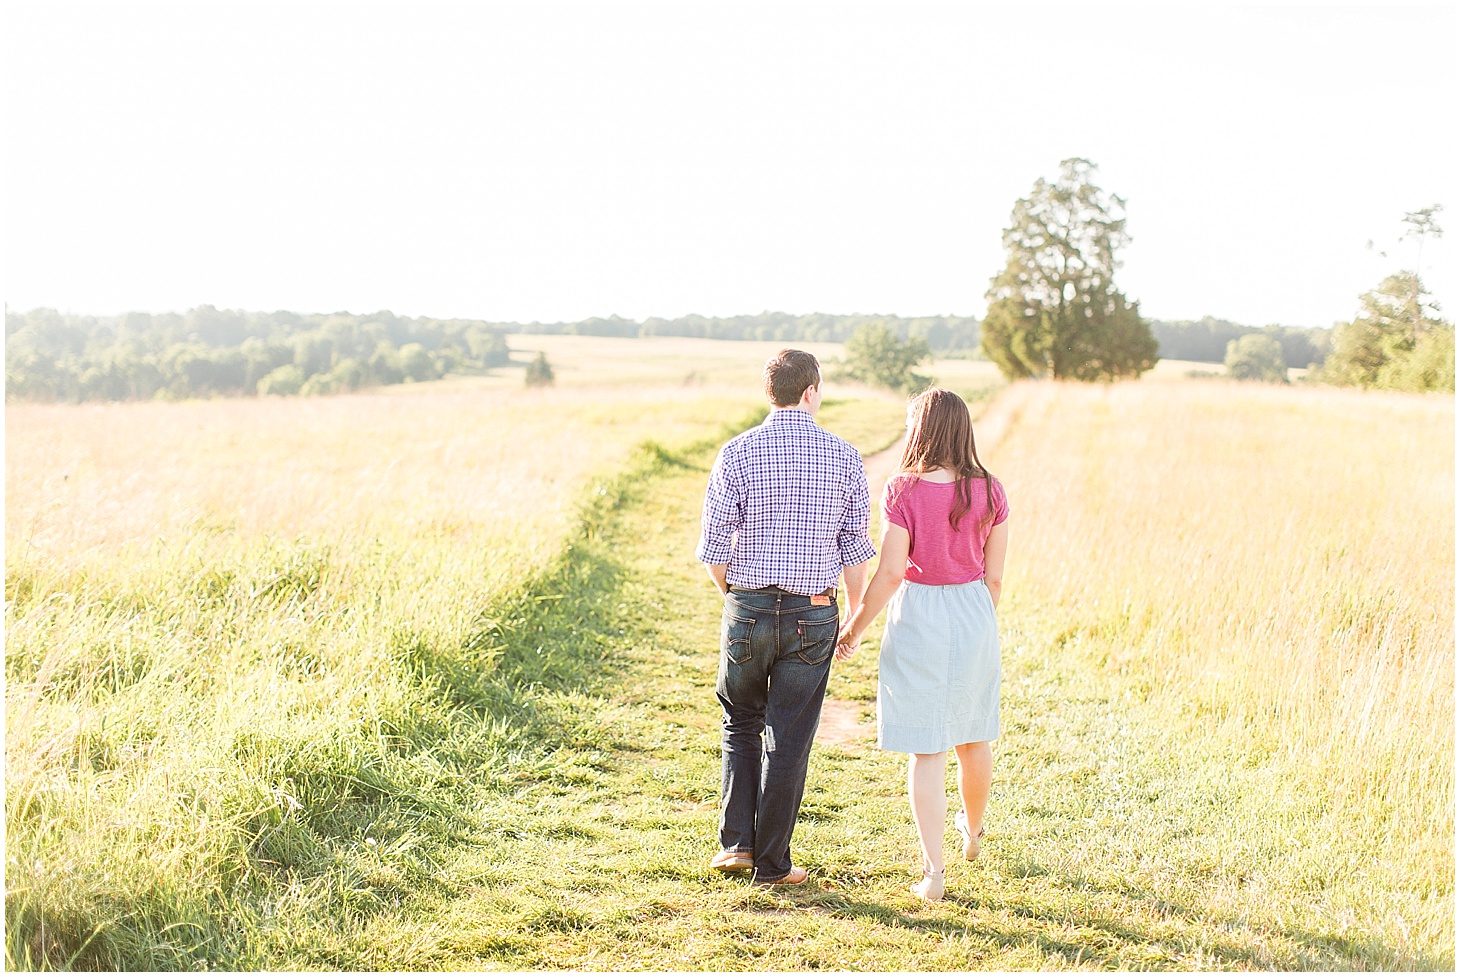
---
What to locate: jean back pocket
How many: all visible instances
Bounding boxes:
[722,611,756,665]
[795,616,838,665]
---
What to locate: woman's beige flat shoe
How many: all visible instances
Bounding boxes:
[911,868,944,902]
[955,809,985,861]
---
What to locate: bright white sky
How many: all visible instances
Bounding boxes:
[3,2,1456,328]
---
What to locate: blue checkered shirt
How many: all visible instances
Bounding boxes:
[696,408,877,595]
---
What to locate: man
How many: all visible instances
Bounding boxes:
[696,348,876,885]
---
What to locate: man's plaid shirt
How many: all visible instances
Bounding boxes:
[695,408,877,595]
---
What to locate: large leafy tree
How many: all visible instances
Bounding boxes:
[981,158,1157,381]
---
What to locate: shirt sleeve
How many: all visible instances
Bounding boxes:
[882,476,909,530]
[837,449,878,567]
[695,443,743,564]
[991,476,1009,526]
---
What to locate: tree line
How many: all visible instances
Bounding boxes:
[8,177,1446,401]
[8,299,1345,405]
[5,307,510,402]
[514,311,982,350]
[1218,208,1451,390]
[1149,318,1330,369]
[4,308,992,403]
[465,309,1335,366]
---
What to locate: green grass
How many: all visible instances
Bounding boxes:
[6,388,1450,970]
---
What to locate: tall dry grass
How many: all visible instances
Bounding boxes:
[3,383,758,968]
[991,379,1453,879]
[6,365,1451,968]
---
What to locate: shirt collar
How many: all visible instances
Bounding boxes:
[763,407,816,427]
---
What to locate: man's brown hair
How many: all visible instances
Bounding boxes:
[763,349,821,407]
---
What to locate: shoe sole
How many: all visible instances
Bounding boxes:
[710,853,754,874]
[712,862,753,875]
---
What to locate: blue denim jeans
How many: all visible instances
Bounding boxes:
[715,586,839,882]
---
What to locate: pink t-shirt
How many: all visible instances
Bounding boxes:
[882,473,1009,585]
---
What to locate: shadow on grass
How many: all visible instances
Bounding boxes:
[747,863,1451,971]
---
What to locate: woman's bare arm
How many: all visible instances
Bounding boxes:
[982,520,1009,610]
[835,521,910,659]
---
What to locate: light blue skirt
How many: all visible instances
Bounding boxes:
[877,578,1001,753]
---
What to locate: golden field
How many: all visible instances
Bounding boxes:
[993,379,1453,799]
[983,379,1453,954]
[3,343,1453,969]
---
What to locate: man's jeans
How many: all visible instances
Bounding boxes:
[716,586,839,882]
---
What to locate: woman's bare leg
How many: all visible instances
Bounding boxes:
[953,741,992,839]
[908,751,948,874]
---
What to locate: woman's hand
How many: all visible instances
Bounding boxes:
[832,521,908,665]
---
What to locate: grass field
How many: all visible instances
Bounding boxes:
[976,380,1453,968]
[4,344,1453,970]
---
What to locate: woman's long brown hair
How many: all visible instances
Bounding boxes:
[895,388,994,530]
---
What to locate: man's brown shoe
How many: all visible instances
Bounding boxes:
[710,849,753,874]
[756,866,809,886]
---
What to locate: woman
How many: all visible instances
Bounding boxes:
[835,388,1009,902]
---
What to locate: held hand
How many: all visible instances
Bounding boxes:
[834,622,861,662]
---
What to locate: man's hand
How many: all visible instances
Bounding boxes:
[841,559,870,610]
[705,563,730,595]
[834,621,861,661]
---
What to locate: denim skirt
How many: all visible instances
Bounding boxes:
[877,578,1001,753]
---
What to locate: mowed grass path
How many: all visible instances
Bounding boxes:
[286,386,1446,971]
[422,385,1447,972]
[7,381,1450,969]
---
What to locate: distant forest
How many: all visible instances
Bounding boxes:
[521,311,982,349]
[3,308,981,402]
[530,313,1330,368]
[4,307,512,402]
[5,306,1327,402]
[1148,317,1331,370]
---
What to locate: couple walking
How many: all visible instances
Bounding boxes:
[695,348,1009,901]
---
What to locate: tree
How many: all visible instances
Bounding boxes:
[981,158,1157,381]
[1320,272,1450,390]
[397,343,439,382]
[839,322,931,394]
[1382,326,1455,392]
[524,352,555,387]
[1224,334,1289,382]
[257,364,305,396]
[465,325,510,366]
[367,341,404,385]
[1400,205,1444,342]
[1364,204,1447,350]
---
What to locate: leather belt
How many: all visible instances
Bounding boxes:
[730,585,837,599]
